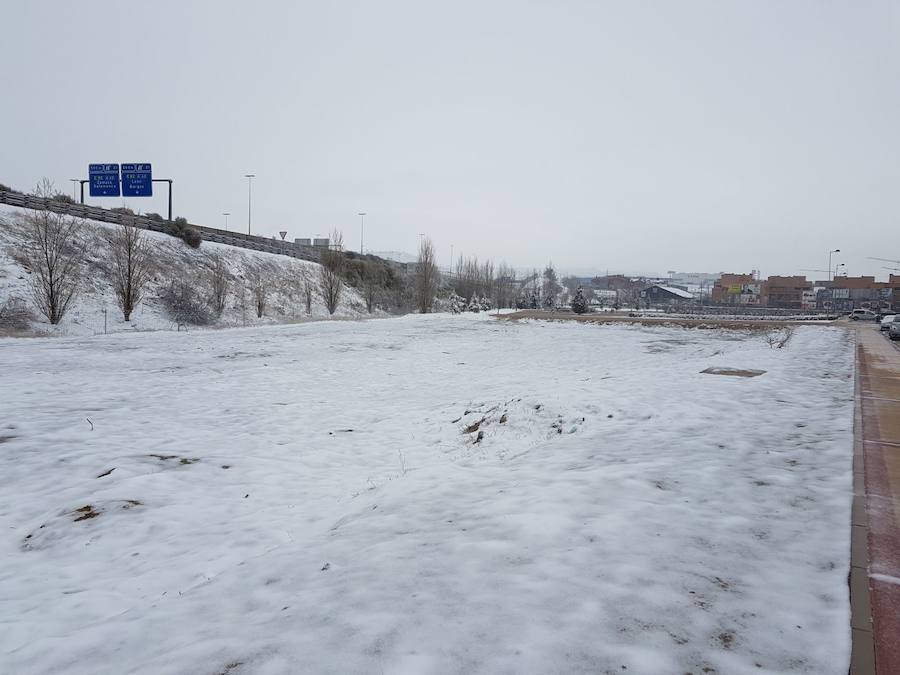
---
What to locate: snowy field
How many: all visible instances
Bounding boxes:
[0,315,854,675]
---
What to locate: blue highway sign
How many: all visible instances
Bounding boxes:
[121,163,153,197]
[88,164,120,197]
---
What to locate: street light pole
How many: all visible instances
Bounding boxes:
[245,174,256,235]
[358,212,366,254]
[828,248,840,282]
[223,212,230,231]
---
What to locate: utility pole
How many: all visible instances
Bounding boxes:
[828,249,840,281]
[245,174,256,235]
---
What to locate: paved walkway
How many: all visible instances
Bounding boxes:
[855,326,900,674]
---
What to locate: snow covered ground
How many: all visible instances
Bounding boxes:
[0,315,854,674]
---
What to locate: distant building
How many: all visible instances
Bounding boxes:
[590,275,645,306]
[763,276,812,309]
[819,275,900,312]
[711,273,756,304]
[641,284,695,305]
[592,289,618,306]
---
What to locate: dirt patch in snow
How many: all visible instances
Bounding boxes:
[701,367,766,377]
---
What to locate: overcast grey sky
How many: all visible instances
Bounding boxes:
[2,1,898,279]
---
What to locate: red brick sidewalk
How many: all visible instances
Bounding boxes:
[855,326,900,674]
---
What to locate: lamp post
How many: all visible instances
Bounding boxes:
[834,262,846,279]
[358,212,366,254]
[245,174,256,235]
[828,249,840,281]
[223,212,230,231]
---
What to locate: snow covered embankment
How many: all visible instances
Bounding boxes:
[0,206,371,336]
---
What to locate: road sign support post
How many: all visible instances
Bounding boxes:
[79,166,172,219]
[152,179,173,221]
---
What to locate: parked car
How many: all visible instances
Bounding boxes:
[850,309,878,321]
[880,314,897,331]
[890,317,900,340]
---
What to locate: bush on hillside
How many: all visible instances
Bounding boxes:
[181,227,202,248]
[0,297,33,332]
[166,216,202,248]
[160,279,212,325]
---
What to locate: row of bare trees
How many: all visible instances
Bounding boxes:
[415,236,440,313]
[13,210,358,328]
[444,254,520,311]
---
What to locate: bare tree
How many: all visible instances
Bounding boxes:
[206,252,229,317]
[304,275,313,315]
[21,210,84,325]
[361,262,384,313]
[542,262,562,308]
[495,263,517,309]
[247,263,272,318]
[236,283,250,326]
[453,254,495,302]
[107,223,154,321]
[318,229,344,315]
[480,259,495,304]
[160,278,212,326]
[415,236,439,313]
[454,255,479,301]
[31,177,57,199]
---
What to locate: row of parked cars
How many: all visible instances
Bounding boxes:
[881,314,900,340]
[848,309,900,339]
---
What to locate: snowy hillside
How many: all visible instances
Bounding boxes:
[0,206,372,336]
[0,316,854,674]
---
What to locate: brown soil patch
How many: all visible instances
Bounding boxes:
[701,367,766,378]
[72,505,100,522]
[497,310,838,331]
[463,418,484,434]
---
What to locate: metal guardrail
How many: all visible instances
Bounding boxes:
[0,189,324,263]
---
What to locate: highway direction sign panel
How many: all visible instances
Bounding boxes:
[88,164,120,197]
[121,163,152,197]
